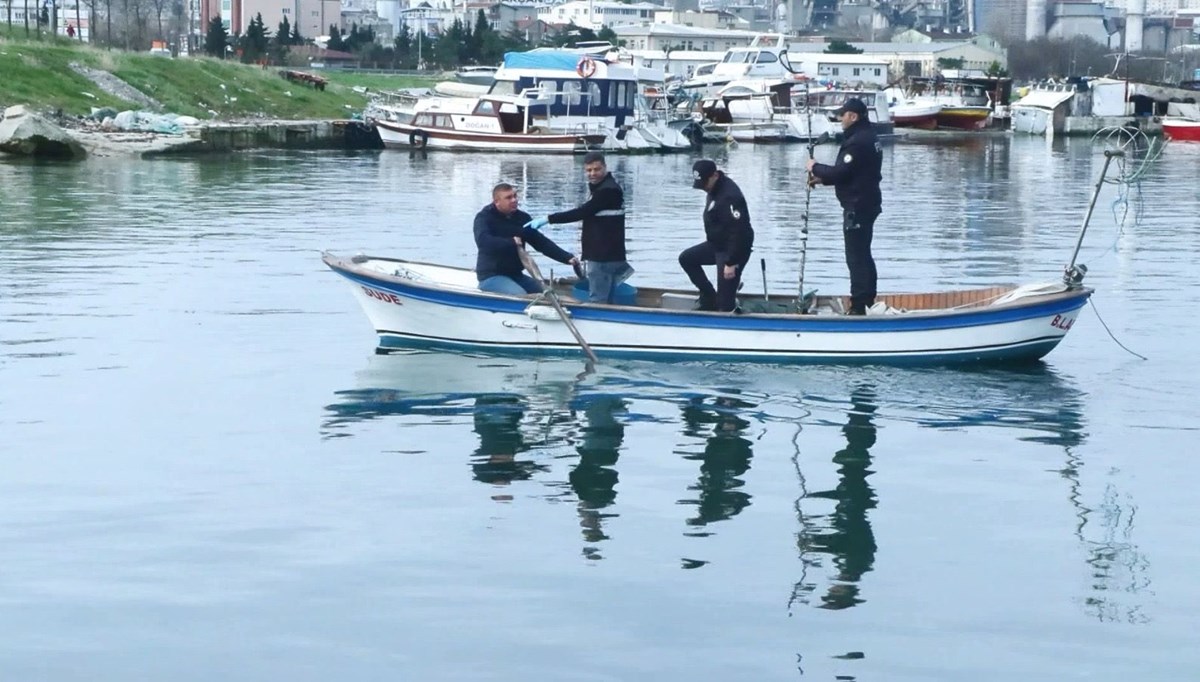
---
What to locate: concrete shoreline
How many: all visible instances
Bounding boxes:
[72,119,384,158]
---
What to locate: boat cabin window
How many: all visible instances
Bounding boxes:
[475,100,496,115]
[756,51,778,64]
[561,80,582,106]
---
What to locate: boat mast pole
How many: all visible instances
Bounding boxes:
[1064,149,1122,286]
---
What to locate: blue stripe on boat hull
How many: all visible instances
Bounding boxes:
[375,329,1065,366]
[335,267,1090,334]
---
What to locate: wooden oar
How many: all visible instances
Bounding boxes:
[518,248,599,364]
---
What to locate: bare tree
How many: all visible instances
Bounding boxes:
[149,0,167,38]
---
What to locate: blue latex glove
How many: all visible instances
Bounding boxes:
[524,216,549,231]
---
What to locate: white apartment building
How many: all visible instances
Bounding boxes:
[536,1,661,30]
[613,22,760,51]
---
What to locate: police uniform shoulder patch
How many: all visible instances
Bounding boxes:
[843,153,853,163]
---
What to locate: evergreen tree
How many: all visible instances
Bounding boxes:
[204,15,229,58]
[241,13,270,63]
[274,16,292,63]
[291,23,302,45]
[277,15,290,45]
[394,23,413,68]
[824,39,863,54]
[327,25,345,51]
[597,25,617,46]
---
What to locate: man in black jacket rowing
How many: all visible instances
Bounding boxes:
[524,152,632,304]
[806,97,882,315]
[474,183,578,296]
[678,159,755,312]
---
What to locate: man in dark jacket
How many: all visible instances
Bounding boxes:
[807,97,883,315]
[678,159,755,312]
[524,152,632,304]
[474,183,578,296]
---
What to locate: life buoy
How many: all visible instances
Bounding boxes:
[409,129,429,149]
[576,56,597,79]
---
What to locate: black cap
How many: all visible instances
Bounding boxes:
[692,159,717,189]
[835,97,869,117]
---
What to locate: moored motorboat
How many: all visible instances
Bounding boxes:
[1162,117,1200,142]
[373,91,606,153]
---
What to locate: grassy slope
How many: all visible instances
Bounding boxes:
[2,29,436,119]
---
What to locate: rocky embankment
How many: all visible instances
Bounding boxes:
[0,65,379,159]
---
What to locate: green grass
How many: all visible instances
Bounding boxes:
[1,28,373,119]
[320,72,439,93]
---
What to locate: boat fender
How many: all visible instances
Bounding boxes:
[410,129,429,149]
[576,56,597,79]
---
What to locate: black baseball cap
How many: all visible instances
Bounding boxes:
[692,159,718,189]
[835,98,869,117]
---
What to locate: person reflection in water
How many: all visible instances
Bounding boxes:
[471,395,548,500]
[568,395,626,558]
[807,385,879,610]
[679,395,755,531]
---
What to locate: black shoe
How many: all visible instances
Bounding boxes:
[845,306,866,316]
[696,294,717,311]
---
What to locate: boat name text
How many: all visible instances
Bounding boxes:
[363,286,403,305]
[1050,314,1073,331]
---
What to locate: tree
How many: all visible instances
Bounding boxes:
[985,61,1008,78]
[291,23,302,45]
[824,39,862,54]
[240,12,269,63]
[936,57,965,70]
[597,25,616,45]
[204,15,228,57]
[273,16,292,63]
[327,24,345,51]
[150,0,170,39]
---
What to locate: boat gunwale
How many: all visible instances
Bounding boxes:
[322,252,1094,322]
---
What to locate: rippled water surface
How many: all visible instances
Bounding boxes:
[2,135,1199,681]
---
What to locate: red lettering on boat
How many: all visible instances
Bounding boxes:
[362,286,402,305]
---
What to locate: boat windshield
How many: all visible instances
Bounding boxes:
[722,50,755,64]
[488,80,518,96]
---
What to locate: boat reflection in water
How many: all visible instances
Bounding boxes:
[325,350,1128,611]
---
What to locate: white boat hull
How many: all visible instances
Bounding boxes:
[375,120,602,153]
[324,255,1092,365]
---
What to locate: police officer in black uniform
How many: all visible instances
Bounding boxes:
[678,159,755,312]
[807,98,882,315]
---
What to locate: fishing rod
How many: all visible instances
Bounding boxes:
[1064,149,1123,287]
[797,79,816,313]
[780,49,816,314]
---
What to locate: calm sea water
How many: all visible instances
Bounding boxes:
[2,134,1199,681]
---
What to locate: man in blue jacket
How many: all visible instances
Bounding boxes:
[807,97,883,315]
[474,183,579,296]
[678,159,755,312]
[524,152,632,304]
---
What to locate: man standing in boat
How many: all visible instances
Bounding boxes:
[679,159,755,313]
[474,183,579,296]
[806,97,882,316]
[523,152,632,305]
